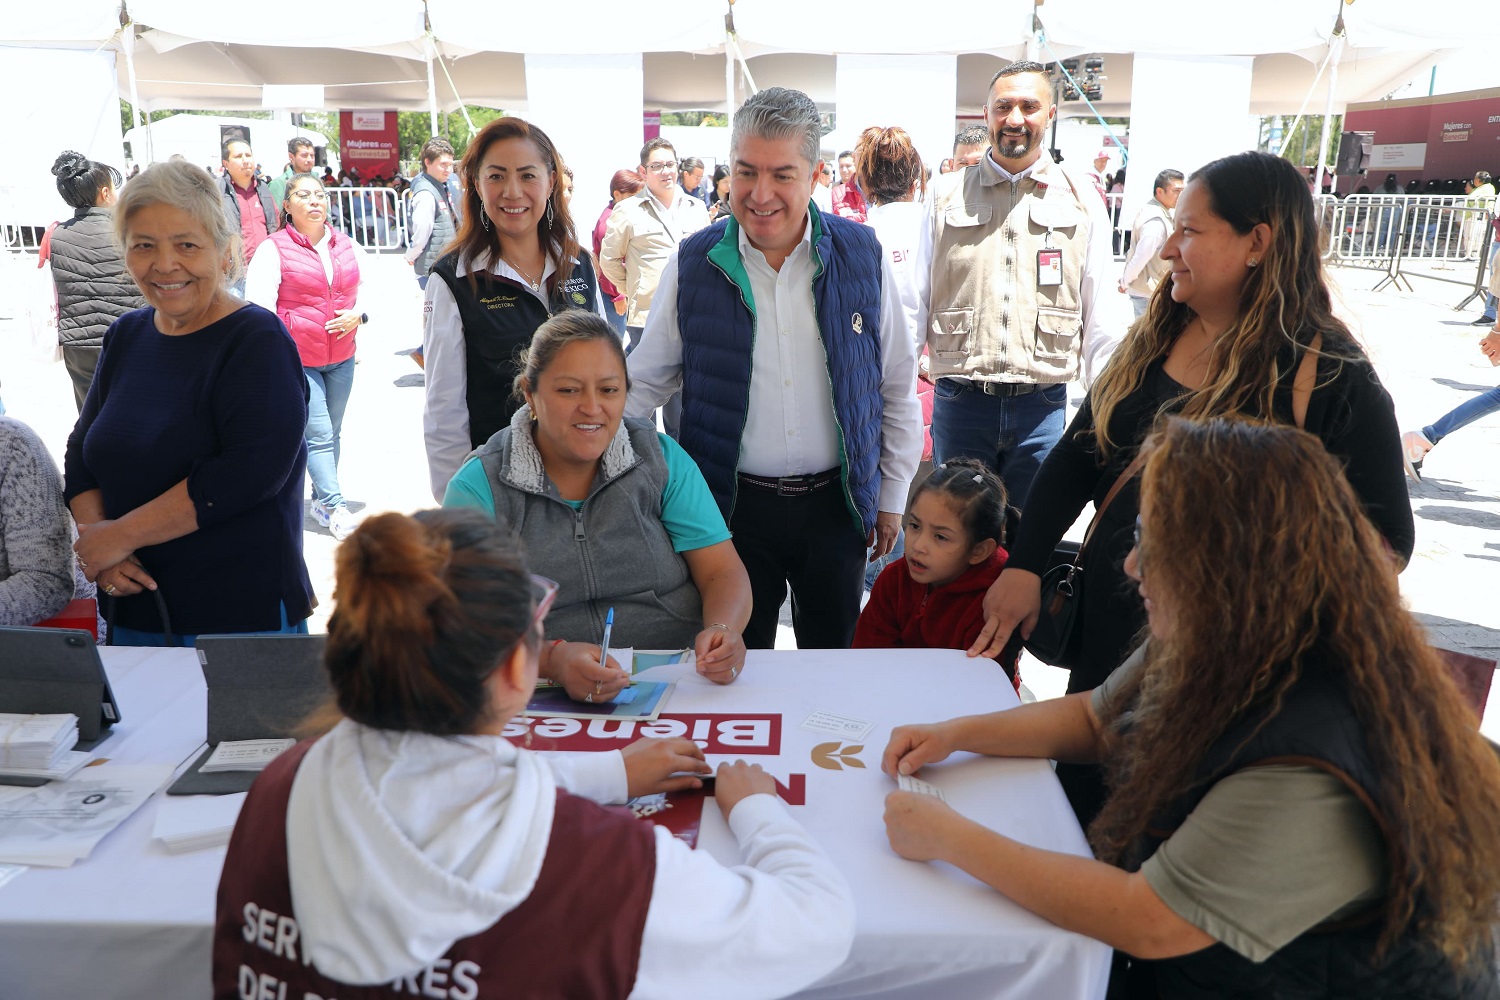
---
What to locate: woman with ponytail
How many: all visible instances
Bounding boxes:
[214,509,853,1000]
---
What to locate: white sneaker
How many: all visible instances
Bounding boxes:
[326,505,359,541]
[1400,430,1433,483]
[310,501,333,529]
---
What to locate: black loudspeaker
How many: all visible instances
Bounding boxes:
[1335,131,1374,175]
[220,124,251,153]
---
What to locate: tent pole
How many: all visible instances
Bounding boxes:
[1315,31,1344,196]
[120,18,152,164]
[725,34,735,116]
[425,34,440,137]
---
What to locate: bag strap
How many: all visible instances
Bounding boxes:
[1069,333,1322,568]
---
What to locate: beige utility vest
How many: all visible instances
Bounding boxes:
[1126,199,1173,298]
[927,157,1092,385]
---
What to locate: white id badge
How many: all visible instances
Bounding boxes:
[1038,249,1063,287]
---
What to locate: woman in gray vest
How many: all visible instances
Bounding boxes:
[443,311,751,704]
[884,417,1500,999]
[47,151,145,411]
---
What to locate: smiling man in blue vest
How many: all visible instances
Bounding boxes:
[626,87,922,650]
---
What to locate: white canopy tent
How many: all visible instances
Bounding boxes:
[5,0,1497,227]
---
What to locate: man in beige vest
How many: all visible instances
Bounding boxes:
[924,61,1123,508]
[1118,168,1185,319]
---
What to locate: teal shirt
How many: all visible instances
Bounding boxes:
[443,432,730,553]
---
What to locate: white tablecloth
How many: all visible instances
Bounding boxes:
[0,646,1110,1000]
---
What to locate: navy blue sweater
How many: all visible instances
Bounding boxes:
[64,305,314,634]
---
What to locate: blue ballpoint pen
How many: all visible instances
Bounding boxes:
[599,607,616,679]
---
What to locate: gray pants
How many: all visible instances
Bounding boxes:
[63,345,102,413]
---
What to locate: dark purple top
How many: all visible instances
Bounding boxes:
[64,304,314,634]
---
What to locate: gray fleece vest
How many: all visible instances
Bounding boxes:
[476,410,702,648]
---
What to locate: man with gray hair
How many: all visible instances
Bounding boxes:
[626,87,922,650]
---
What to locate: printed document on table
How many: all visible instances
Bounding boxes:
[0,764,173,867]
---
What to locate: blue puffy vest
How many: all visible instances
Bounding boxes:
[675,207,884,536]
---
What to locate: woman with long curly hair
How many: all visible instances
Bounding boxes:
[970,149,1415,823]
[421,117,608,501]
[884,417,1500,998]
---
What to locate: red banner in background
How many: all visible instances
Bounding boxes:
[338,110,399,181]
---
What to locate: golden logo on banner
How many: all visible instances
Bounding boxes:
[811,742,865,771]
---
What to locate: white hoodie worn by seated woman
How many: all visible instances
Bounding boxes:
[213,508,853,1000]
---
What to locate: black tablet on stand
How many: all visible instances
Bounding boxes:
[0,626,122,785]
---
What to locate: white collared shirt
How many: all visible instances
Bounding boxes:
[422,249,608,500]
[625,216,923,514]
[984,152,1041,185]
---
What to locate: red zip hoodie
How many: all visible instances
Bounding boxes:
[853,549,1021,689]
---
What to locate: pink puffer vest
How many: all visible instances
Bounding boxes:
[269,226,359,367]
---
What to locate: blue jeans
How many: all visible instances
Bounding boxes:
[930,380,1068,511]
[110,602,309,647]
[1481,239,1499,322]
[606,305,627,338]
[1424,385,1500,444]
[1129,295,1149,319]
[305,358,356,509]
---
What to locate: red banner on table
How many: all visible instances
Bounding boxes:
[506,713,781,755]
[338,110,399,181]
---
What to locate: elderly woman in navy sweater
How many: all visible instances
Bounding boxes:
[63,157,314,645]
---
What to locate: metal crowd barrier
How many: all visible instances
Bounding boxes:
[1317,194,1493,304]
[324,186,409,252]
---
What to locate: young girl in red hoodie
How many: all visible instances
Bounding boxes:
[853,459,1022,689]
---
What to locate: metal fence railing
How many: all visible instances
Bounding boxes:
[1316,194,1493,302]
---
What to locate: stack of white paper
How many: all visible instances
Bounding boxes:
[0,764,173,867]
[199,739,296,773]
[0,714,79,775]
[151,792,247,853]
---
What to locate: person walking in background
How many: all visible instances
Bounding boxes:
[1401,325,1500,481]
[245,174,371,541]
[830,150,868,223]
[402,137,459,368]
[1118,168,1185,319]
[678,156,708,202]
[591,168,645,339]
[46,151,145,411]
[626,87,922,650]
[924,61,1123,510]
[218,137,280,296]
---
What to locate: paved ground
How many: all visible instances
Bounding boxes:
[2,248,1497,735]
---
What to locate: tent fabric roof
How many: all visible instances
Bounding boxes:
[7,0,1491,113]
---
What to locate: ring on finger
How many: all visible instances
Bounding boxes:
[584,693,594,703]
[730,666,740,680]
[103,584,117,596]
[594,680,603,695]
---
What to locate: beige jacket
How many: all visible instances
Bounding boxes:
[599,191,709,328]
[927,155,1097,385]
[1125,198,1173,298]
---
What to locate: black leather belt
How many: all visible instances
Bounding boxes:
[952,378,1044,397]
[737,469,841,496]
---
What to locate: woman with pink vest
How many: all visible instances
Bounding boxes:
[246,174,369,540]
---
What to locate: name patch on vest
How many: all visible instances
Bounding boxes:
[478,293,519,310]
[237,902,483,999]
[561,275,591,308]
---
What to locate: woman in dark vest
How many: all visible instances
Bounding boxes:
[422,116,606,502]
[213,508,854,999]
[882,417,1500,999]
[245,173,370,541]
[47,151,145,411]
[444,311,751,702]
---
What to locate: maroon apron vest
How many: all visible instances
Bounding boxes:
[213,738,657,999]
